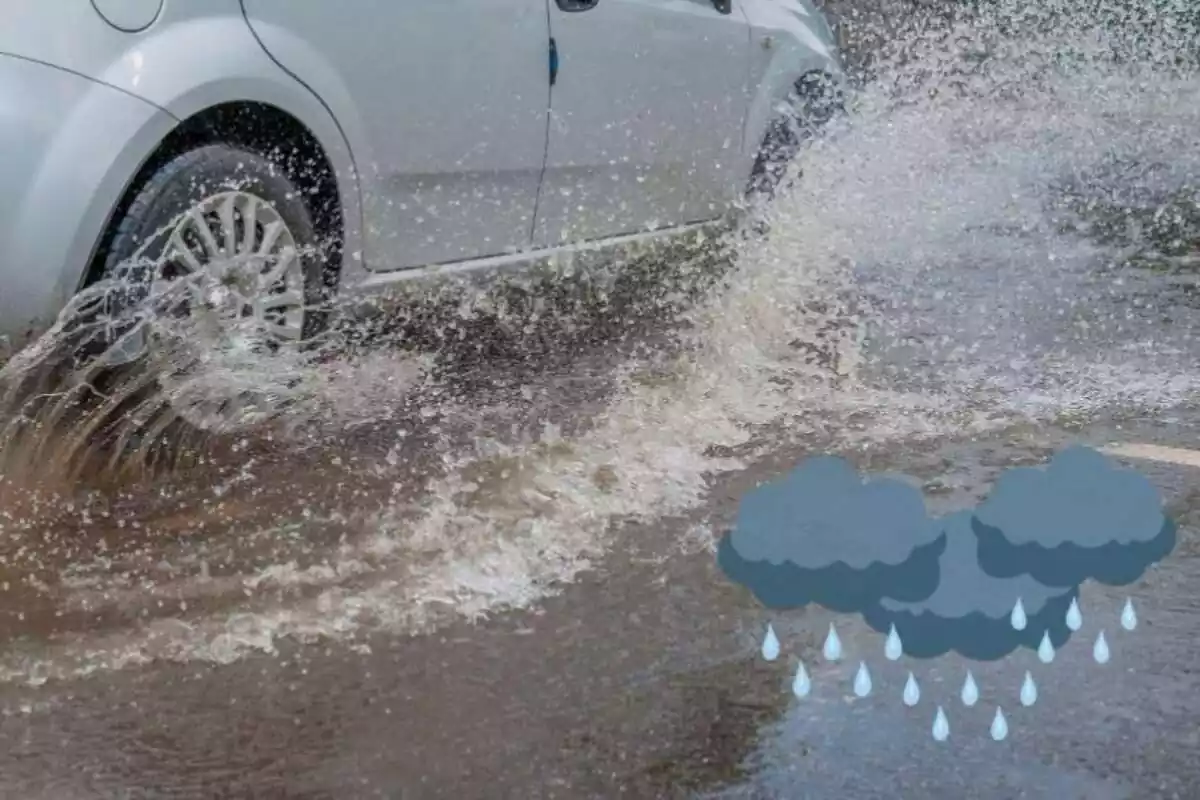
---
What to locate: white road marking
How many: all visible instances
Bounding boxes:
[1101,442,1200,468]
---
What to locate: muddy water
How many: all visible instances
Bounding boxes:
[1,414,1197,799]
[0,4,1198,790]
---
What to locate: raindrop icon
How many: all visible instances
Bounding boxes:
[902,672,921,707]
[1020,671,1038,707]
[884,625,903,661]
[1094,630,1111,664]
[961,671,979,707]
[823,623,843,662]
[1066,598,1083,632]
[792,661,812,698]
[761,624,780,662]
[932,706,950,742]
[853,661,872,698]
[1011,597,1027,631]
[990,707,1009,742]
[1037,631,1055,664]
[1121,599,1137,632]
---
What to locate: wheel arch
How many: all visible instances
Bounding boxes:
[83,99,352,293]
[77,11,369,288]
[1,9,364,299]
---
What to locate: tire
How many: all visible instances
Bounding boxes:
[88,143,333,435]
[101,143,329,341]
[748,71,845,201]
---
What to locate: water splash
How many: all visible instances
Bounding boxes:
[903,672,921,707]
[823,623,843,662]
[932,706,950,742]
[792,661,812,698]
[1011,598,1028,631]
[1094,630,1111,664]
[4,0,1200,685]
[1020,671,1038,707]
[884,624,903,661]
[1121,599,1138,631]
[0,239,343,482]
[990,707,1010,742]
[762,624,780,661]
[1037,631,1056,664]
[853,661,872,698]
[1066,598,1083,632]
[961,671,980,707]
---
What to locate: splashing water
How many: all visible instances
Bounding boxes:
[903,672,921,707]
[884,624,903,660]
[1121,599,1138,631]
[990,707,1010,742]
[932,706,950,742]
[1094,631,1112,664]
[1011,598,1028,631]
[3,0,1200,680]
[792,661,812,698]
[1020,672,1039,707]
[1066,597,1083,632]
[823,623,843,662]
[1037,631,1056,664]
[0,239,351,483]
[961,671,980,707]
[853,661,872,698]
[762,624,781,661]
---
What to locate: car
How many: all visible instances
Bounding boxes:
[0,0,844,373]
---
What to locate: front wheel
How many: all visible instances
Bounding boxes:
[95,143,332,433]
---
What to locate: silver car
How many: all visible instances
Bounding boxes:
[0,0,843,359]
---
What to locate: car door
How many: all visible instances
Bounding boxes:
[535,0,753,248]
[241,0,551,270]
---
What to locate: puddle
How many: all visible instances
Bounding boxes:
[0,0,1198,687]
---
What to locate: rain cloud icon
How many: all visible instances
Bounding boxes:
[718,446,1177,741]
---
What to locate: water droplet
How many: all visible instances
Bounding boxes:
[1037,631,1055,664]
[792,661,811,698]
[1011,597,1027,631]
[823,623,842,662]
[884,624,903,661]
[853,661,872,697]
[1121,599,1137,631]
[932,706,950,742]
[990,707,1009,741]
[1020,671,1038,707]
[1066,597,1083,631]
[961,671,979,707]
[1094,630,1111,664]
[903,672,921,706]
[761,624,780,662]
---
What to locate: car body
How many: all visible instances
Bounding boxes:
[0,0,843,359]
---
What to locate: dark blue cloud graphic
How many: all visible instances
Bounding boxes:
[862,511,1078,661]
[719,447,1176,663]
[718,455,946,613]
[972,445,1177,587]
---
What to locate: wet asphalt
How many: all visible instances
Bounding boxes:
[0,409,1196,799]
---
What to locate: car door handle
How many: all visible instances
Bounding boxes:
[556,0,598,11]
[712,0,732,13]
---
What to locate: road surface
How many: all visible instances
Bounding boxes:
[2,10,1200,797]
[0,412,1198,798]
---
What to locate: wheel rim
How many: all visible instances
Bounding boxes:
[156,190,306,351]
[147,190,310,432]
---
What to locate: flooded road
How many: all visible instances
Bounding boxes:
[1,414,1198,798]
[2,3,1200,797]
